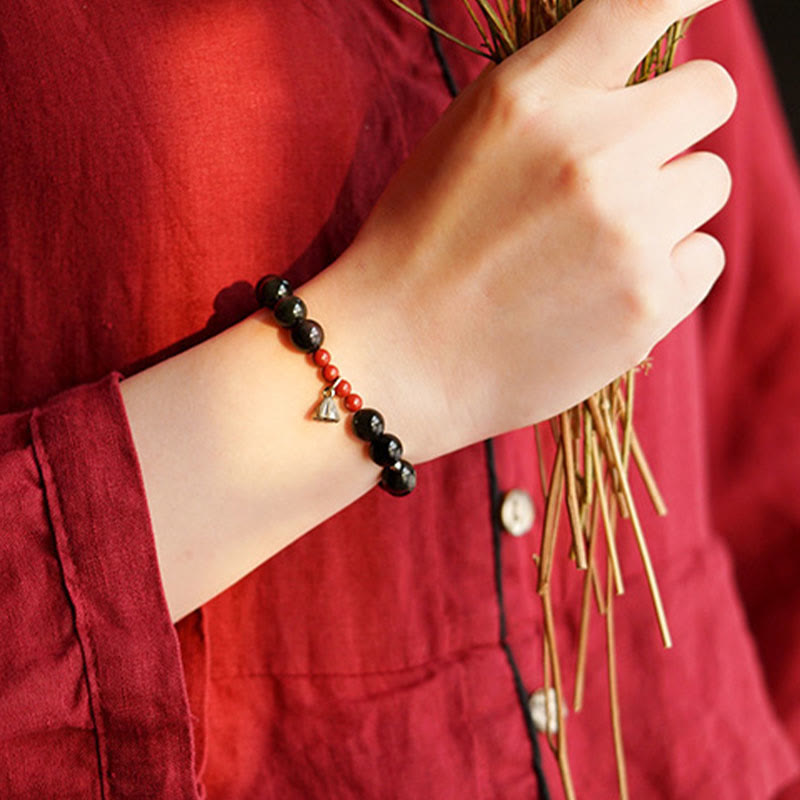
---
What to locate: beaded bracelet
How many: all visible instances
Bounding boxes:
[255,274,417,497]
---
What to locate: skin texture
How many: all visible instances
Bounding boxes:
[120,0,736,621]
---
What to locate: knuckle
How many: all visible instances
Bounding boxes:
[601,216,648,271]
[618,278,662,331]
[554,151,597,197]
[481,72,529,127]
[552,149,609,215]
[610,240,666,328]
[600,221,633,266]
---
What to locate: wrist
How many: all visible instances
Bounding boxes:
[300,245,462,465]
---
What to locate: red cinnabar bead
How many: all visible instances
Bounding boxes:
[313,349,331,367]
[344,394,363,412]
[322,364,339,382]
[335,380,352,398]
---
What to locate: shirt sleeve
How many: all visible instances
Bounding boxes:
[697,3,800,797]
[0,373,199,799]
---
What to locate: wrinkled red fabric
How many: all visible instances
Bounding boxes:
[0,1,798,798]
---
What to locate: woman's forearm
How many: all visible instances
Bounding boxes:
[119,255,414,622]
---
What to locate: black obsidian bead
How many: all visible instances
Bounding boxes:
[352,408,385,442]
[255,275,292,309]
[380,459,417,496]
[369,433,403,467]
[290,319,324,352]
[274,295,307,328]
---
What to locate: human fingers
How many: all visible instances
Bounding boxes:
[663,231,726,332]
[524,0,728,89]
[621,60,737,166]
[656,151,732,246]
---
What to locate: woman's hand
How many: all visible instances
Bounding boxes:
[309,0,736,461]
[122,0,736,619]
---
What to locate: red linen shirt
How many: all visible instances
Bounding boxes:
[0,1,799,798]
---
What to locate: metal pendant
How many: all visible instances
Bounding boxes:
[313,386,340,423]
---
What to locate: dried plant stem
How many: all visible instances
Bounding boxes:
[492,0,514,43]
[630,432,668,516]
[609,385,632,519]
[475,0,516,58]
[582,407,595,515]
[599,401,672,649]
[574,495,602,712]
[622,369,635,470]
[606,555,630,800]
[587,394,628,519]
[538,440,565,593]
[614,385,668,516]
[460,0,492,50]
[542,590,577,800]
[590,432,624,596]
[580,409,606,611]
[585,397,615,512]
[543,632,555,749]
[561,411,588,569]
[385,0,489,58]
[534,423,548,499]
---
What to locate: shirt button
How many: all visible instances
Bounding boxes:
[500,488,536,537]
[528,688,563,735]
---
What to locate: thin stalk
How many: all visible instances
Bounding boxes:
[460,0,492,50]
[606,556,630,800]
[613,386,668,516]
[561,411,588,569]
[608,385,631,519]
[543,630,555,751]
[591,433,625,597]
[534,423,549,499]
[583,406,595,515]
[538,441,565,593]
[574,495,602,711]
[542,590,577,800]
[600,401,672,649]
[474,0,517,53]
[622,369,635,471]
[385,0,490,58]
[631,431,668,516]
[587,393,628,519]
[495,0,516,48]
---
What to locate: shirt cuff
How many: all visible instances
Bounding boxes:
[30,373,199,799]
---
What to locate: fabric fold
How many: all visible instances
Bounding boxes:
[29,373,198,800]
